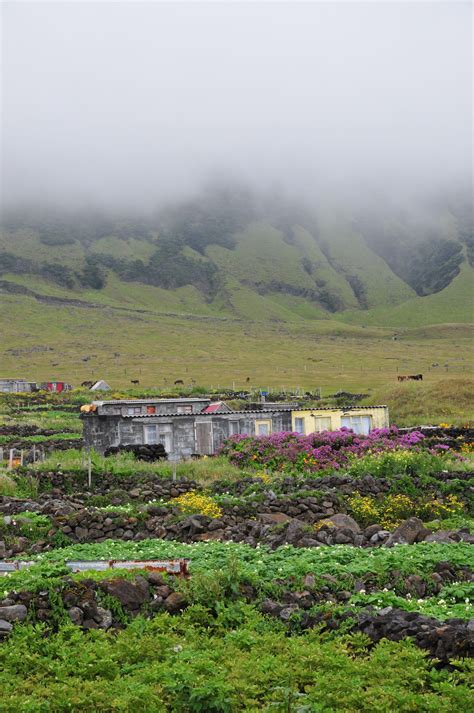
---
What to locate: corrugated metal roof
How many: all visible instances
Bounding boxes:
[93,397,211,406]
[86,405,388,419]
[294,406,388,411]
[115,406,387,419]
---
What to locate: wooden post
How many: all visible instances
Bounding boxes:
[20,450,24,466]
[87,452,92,489]
[8,449,14,470]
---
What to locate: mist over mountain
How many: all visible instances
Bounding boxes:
[1,182,472,324]
[1,1,471,211]
[1,2,472,330]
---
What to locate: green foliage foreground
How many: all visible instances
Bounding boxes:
[8,540,474,621]
[1,607,473,713]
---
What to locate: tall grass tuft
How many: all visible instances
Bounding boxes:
[0,472,18,496]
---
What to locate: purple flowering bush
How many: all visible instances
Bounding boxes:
[219,427,452,476]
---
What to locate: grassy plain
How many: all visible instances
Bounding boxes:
[1,292,472,397]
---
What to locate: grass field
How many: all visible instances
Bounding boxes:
[1,290,472,395]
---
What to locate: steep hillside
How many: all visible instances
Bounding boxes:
[0,189,472,327]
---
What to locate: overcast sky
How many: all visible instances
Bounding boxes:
[1,1,471,211]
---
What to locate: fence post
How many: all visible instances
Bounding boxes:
[87,451,92,489]
[8,449,14,470]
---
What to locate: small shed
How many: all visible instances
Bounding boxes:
[42,381,72,393]
[90,380,111,392]
[0,378,36,393]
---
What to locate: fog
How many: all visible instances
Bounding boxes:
[1,1,471,213]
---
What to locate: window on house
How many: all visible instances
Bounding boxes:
[146,406,156,414]
[144,425,158,444]
[229,420,240,435]
[294,417,305,434]
[341,415,372,435]
[177,405,193,414]
[314,417,332,433]
[127,407,142,416]
[256,420,271,436]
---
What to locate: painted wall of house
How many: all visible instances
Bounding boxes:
[291,407,389,435]
[82,409,294,457]
[0,380,35,393]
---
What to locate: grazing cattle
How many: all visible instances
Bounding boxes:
[398,374,423,382]
[397,376,408,382]
[131,379,140,385]
[81,380,93,388]
[174,379,184,385]
[246,377,250,383]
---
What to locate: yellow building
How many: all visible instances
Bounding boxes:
[291,406,389,436]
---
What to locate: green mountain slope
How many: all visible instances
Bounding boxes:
[0,190,472,328]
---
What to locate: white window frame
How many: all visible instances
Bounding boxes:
[255,419,272,436]
[144,424,158,444]
[294,417,305,434]
[177,405,193,414]
[228,420,241,436]
[341,415,372,435]
[313,416,332,433]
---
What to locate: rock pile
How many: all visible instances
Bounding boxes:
[0,573,186,638]
[104,444,167,461]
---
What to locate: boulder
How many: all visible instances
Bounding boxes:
[385,518,425,547]
[0,620,13,635]
[279,606,297,622]
[180,515,209,536]
[147,572,167,587]
[458,531,474,544]
[364,524,383,539]
[0,604,27,622]
[319,514,361,534]
[68,607,84,625]
[96,607,113,630]
[405,575,426,598]
[163,592,186,613]
[98,576,150,610]
[258,512,292,525]
[260,599,282,616]
[424,531,456,544]
[285,519,306,544]
[75,526,89,541]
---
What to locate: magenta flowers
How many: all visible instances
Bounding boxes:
[219,427,426,473]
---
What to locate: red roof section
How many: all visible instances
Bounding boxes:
[201,401,227,414]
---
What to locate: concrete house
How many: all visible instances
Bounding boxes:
[291,406,389,436]
[81,397,293,459]
[81,398,389,459]
[0,378,36,393]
